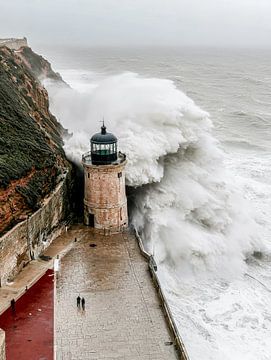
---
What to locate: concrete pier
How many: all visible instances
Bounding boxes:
[55,225,178,359]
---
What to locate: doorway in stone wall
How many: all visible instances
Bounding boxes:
[88,214,94,227]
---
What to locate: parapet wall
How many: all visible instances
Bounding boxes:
[134,229,190,360]
[0,175,70,286]
[0,37,28,50]
[0,329,5,360]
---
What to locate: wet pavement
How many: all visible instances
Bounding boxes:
[0,225,178,359]
[0,270,54,360]
[0,227,76,360]
[0,229,75,316]
[55,225,178,360]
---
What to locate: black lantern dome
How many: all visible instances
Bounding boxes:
[90,124,118,165]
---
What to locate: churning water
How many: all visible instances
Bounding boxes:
[41,46,271,360]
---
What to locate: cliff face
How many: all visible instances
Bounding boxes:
[16,46,68,85]
[0,46,70,235]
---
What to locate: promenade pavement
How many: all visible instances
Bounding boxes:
[55,225,178,360]
[0,228,75,316]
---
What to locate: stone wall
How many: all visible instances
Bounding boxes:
[0,329,5,360]
[0,37,27,50]
[0,175,70,286]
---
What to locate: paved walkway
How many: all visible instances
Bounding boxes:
[0,229,75,316]
[55,226,178,360]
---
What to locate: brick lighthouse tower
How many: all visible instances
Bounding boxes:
[82,123,128,234]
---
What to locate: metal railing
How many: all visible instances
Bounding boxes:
[82,151,126,165]
[134,228,190,360]
[82,150,91,162]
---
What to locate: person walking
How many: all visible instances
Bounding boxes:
[81,297,85,311]
[77,295,81,308]
[11,298,16,315]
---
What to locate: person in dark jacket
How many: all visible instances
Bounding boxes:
[81,297,85,311]
[77,295,81,308]
[11,298,16,314]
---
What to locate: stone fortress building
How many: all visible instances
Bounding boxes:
[0,37,28,50]
[82,123,128,233]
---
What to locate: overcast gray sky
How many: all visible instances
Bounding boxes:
[0,0,270,47]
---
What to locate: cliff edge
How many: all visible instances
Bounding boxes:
[0,37,27,50]
[16,46,68,85]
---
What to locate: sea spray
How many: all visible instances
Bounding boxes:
[41,51,271,359]
[45,72,264,280]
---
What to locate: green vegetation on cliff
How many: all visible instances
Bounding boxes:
[0,46,70,232]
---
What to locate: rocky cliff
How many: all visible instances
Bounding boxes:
[0,46,71,235]
[16,46,68,85]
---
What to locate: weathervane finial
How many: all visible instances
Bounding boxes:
[101,117,106,134]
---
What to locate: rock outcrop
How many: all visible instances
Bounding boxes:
[0,46,71,235]
[16,46,68,86]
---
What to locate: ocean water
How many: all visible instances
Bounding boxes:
[39,46,271,360]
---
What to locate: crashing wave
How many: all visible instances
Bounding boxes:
[45,72,265,280]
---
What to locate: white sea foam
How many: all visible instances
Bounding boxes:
[44,71,271,360]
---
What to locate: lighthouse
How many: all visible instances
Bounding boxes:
[82,123,128,234]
